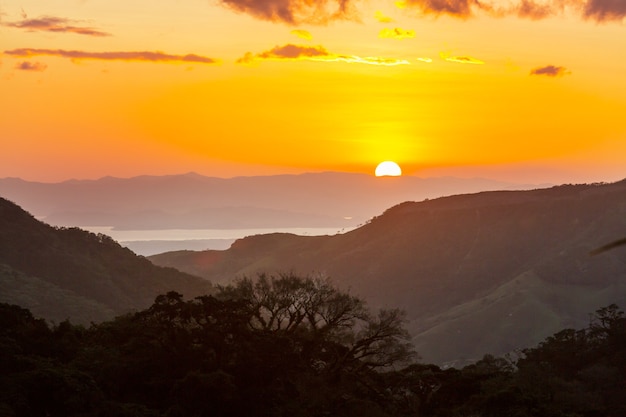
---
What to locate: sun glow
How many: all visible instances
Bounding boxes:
[375,161,402,177]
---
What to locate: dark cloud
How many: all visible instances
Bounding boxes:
[237,44,332,64]
[237,43,410,66]
[516,0,560,19]
[258,44,330,58]
[15,61,47,71]
[401,0,483,18]
[529,65,570,76]
[401,0,626,22]
[583,0,626,21]
[4,16,111,37]
[4,48,220,64]
[218,0,356,24]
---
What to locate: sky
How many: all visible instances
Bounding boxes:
[1,0,626,184]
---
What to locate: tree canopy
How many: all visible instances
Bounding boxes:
[1,274,624,417]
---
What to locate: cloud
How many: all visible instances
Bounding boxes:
[583,0,626,21]
[3,16,111,37]
[236,52,258,65]
[291,29,313,40]
[218,0,357,25]
[4,48,220,64]
[257,44,330,59]
[337,56,411,65]
[374,10,394,22]
[15,61,47,71]
[440,52,484,64]
[516,0,561,20]
[402,0,481,18]
[237,43,410,66]
[400,0,626,22]
[416,57,433,63]
[378,27,415,39]
[445,56,484,64]
[529,65,570,77]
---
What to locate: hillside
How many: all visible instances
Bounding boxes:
[0,197,213,324]
[150,180,626,364]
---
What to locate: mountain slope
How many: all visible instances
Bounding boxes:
[0,197,213,324]
[150,180,626,364]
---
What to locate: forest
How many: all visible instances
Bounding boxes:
[1,273,624,417]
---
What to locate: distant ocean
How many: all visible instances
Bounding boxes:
[81,226,354,256]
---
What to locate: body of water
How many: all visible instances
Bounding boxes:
[81,226,354,256]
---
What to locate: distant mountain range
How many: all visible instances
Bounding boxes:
[149,179,626,365]
[0,197,213,324]
[0,172,544,231]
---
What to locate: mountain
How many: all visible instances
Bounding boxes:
[0,172,542,231]
[0,197,213,324]
[149,180,626,365]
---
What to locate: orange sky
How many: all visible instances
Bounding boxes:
[1,0,626,184]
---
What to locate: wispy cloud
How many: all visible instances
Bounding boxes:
[257,44,329,59]
[4,48,220,64]
[445,56,484,64]
[530,65,570,77]
[516,0,560,20]
[291,29,313,40]
[400,0,626,22]
[374,10,394,22]
[3,16,111,37]
[237,43,410,66]
[15,61,47,71]
[341,56,411,65]
[378,27,415,39]
[440,52,484,64]
[218,0,357,25]
[416,57,433,63]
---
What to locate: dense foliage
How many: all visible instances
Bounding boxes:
[1,274,624,417]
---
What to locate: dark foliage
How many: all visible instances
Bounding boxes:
[1,277,624,417]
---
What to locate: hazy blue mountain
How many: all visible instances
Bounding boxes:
[0,172,543,231]
[149,179,626,365]
[0,197,213,324]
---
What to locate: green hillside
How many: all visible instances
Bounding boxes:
[0,197,213,324]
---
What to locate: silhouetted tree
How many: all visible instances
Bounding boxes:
[218,273,416,375]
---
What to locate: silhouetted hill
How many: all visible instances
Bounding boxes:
[0,197,213,324]
[150,180,626,364]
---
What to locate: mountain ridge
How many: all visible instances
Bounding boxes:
[0,172,548,232]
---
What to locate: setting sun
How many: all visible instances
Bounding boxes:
[1,0,625,184]
[375,161,402,177]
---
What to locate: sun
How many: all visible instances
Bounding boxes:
[375,161,402,177]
